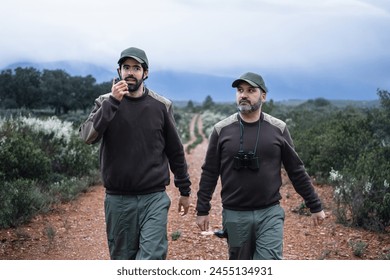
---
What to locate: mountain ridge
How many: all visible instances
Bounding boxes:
[3,60,381,103]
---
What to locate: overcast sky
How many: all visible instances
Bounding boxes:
[1,0,389,96]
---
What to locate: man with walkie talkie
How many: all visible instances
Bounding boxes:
[80,47,191,260]
[196,72,325,260]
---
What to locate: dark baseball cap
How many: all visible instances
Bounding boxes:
[232,72,268,93]
[118,47,149,69]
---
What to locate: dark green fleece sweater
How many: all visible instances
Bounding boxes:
[196,112,322,215]
[79,88,191,196]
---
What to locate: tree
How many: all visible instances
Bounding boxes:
[202,95,215,110]
[70,75,96,111]
[0,69,16,108]
[41,69,72,114]
[186,100,195,112]
[262,98,275,114]
[377,89,390,139]
[13,67,42,109]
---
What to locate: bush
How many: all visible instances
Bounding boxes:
[0,115,99,229]
[201,110,231,138]
[55,132,99,177]
[0,179,50,228]
[330,168,390,231]
[286,93,389,231]
[173,109,193,144]
[0,123,51,181]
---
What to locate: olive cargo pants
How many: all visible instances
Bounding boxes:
[104,191,171,260]
[222,204,285,260]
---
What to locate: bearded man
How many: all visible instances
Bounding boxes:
[79,47,191,260]
[196,72,325,260]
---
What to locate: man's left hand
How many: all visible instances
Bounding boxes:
[312,210,326,226]
[178,196,190,216]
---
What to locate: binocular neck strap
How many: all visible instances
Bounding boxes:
[238,117,261,154]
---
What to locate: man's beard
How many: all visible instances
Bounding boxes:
[125,76,143,92]
[237,99,262,114]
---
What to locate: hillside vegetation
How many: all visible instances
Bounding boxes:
[0,67,389,233]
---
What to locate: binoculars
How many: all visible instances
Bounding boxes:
[233,151,259,171]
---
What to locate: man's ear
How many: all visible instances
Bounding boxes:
[261,92,267,102]
[143,69,149,80]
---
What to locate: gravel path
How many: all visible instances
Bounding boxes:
[1,115,389,260]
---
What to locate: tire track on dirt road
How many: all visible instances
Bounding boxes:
[167,113,228,259]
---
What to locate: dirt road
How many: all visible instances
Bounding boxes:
[1,114,389,260]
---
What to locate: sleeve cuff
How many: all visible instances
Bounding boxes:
[179,189,191,197]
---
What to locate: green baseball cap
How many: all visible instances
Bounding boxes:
[118,47,149,69]
[232,72,268,93]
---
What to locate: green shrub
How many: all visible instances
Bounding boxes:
[0,179,50,228]
[0,128,51,181]
[0,115,100,229]
[48,175,99,203]
[173,109,193,144]
[171,230,181,241]
[330,168,390,231]
[349,240,367,258]
[54,133,99,177]
[288,93,390,231]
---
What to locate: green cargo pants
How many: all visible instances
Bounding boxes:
[104,191,171,260]
[222,204,285,260]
